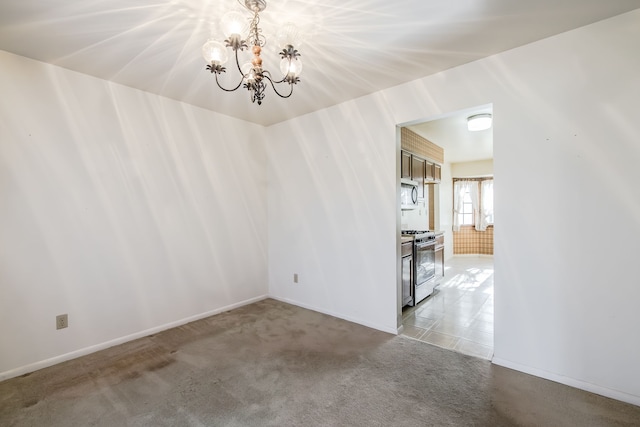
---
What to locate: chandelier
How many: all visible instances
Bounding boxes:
[202,0,303,105]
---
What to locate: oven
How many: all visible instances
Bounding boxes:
[402,230,437,306]
[414,234,436,305]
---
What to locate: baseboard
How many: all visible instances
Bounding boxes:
[492,357,640,407]
[0,295,268,382]
[269,295,398,335]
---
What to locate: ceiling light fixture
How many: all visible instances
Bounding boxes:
[202,0,302,105]
[467,113,492,131]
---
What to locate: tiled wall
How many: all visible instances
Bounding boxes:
[453,226,494,255]
[401,128,444,164]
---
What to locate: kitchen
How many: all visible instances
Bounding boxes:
[398,108,495,359]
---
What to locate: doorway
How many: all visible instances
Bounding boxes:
[398,104,494,360]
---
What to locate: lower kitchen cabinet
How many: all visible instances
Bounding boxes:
[435,233,445,278]
[401,242,414,307]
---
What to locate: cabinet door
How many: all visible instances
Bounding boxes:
[435,248,444,278]
[401,151,412,179]
[425,161,434,182]
[411,156,425,198]
[434,164,441,183]
[402,255,414,306]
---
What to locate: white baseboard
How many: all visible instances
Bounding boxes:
[492,357,640,407]
[268,295,398,335]
[0,295,268,382]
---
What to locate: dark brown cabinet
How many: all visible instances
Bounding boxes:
[401,151,412,179]
[401,149,441,190]
[411,156,426,199]
[434,164,441,183]
[425,161,434,182]
[401,241,414,307]
[435,234,445,278]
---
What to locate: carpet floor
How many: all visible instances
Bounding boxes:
[1,299,639,426]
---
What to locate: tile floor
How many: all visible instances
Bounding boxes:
[402,256,494,360]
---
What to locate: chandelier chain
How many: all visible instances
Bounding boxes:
[247,9,265,47]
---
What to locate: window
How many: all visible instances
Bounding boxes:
[459,188,474,225]
[453,178,493,231]
[481,179,494,225]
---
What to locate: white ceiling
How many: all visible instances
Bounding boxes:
[0,1,638,127]
[407,105,494,164]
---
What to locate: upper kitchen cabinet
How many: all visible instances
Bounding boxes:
[425,162,441,184]
[425,160,434,182]
[400,127,444,184]
[400,149,440,196]
[434,164,442,183]
[411,155,426,199]
[401,151,412,179]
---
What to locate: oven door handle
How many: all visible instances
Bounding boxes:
[416,241,436,249]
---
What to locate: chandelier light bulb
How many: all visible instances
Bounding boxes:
[221,10,247,38]
[241,62,256,83]
[280,57,302,77]
[276,22,303,48]
[202,40,229,65]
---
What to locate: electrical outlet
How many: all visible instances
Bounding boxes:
[293,273,298,283]
[56,314,68,330]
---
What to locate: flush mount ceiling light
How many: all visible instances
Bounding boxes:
[202,0,302,105]
[467,113,492,131]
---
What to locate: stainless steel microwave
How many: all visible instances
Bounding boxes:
[400,179,419,210]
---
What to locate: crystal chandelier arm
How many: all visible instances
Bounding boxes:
[266,72,287,85]
[213,49,245,92]
[262,74,294,99]
[233,45,245,75]
[214,73,244,92]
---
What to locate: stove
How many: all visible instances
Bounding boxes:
[402,230,435,241]
[401,230,437,306]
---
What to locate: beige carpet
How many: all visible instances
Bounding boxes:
[1,299,639,426]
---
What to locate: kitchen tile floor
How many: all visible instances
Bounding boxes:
[402,256,494,360]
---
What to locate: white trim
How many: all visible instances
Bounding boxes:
[0,295,268,382]
[492,358,640,407]
[269,295,398,335]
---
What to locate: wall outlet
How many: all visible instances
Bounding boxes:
[293,273,298,283]
[56,314,68,330]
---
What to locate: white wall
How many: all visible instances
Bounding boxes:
[451,159,493,177]
[400,200,429,231]
[0,51,268,379]
[267,99,398,333]
[267,9,640,405]
[2,8,639,405]
[438,162,454,260]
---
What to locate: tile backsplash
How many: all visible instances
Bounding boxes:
[401,128,444,164]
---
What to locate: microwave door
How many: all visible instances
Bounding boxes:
[401,183,418,209]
